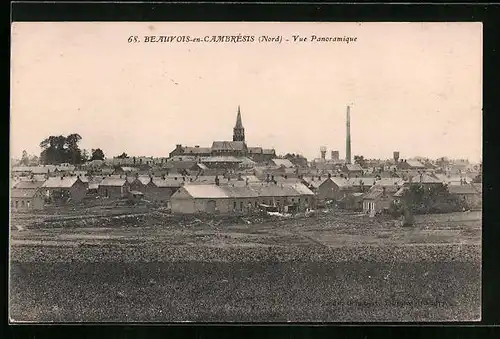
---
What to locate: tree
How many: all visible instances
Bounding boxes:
[65,133,83,164]
[117,152,128,159]
[39,134,84,165]
[91,148,105,161]
[21,150,29,166]
[353,155,366,167]
[81,149,90,162]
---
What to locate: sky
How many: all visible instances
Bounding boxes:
[10,22,482,162]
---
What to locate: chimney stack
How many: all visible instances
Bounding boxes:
[346,105,351,164]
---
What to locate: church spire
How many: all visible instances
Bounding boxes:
[235,105,243,128]
[233,105,245,142]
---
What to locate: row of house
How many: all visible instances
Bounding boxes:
[170,182,315,215]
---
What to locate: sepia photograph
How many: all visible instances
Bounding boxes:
[9,21,482,322]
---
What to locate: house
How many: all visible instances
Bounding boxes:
[126,175,150,193]
[98,177,130,199]
[13,179,46,190]
[11,188,45,211]
[170,182,314,215]
[239,157,256,169]
[407,173,443,188]
[434,173,473,186]
[270,158,295,169]
[11,166,33,176]
[317,176,375,202]
[199,156,243,170]
[448,184,482,209]
[362,184,401,216]
[41,176,88,203]
[87,176,104,195]
[341,163,364,176]
[144,177,184,203]
[317,177,353,202]
[169,144,212,158]
[55,164,76,174]
[82,159,105,169]
[301,176,328,193]
[262,149,276,161]
[338,192,364,211]
[397,159,425,171]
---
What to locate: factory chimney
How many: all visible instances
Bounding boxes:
[346,105,351,164]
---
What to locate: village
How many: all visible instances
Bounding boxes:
[9,106,483,323]
[10,106,482,224]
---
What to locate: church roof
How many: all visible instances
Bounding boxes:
[212,141,246,151]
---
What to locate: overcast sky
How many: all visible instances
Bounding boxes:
[10,22,482,162]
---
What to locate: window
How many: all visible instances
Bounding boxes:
[21,201,25,207]
[255,201,258,208]
[233,201,237,210]
[240,201,243,211]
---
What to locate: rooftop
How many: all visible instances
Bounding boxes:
[42,177,82,188]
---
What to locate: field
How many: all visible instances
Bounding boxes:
[9,208,481,323]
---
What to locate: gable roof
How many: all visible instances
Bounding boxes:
[13,180,45,189]
[271,158,295,168]
[200,156,243,163]
[150,177,184,188]
[406,160,425,168]
[182,146,212,155]
[176,182,314,199]
[262,149,276,155]
[11,188,40,199]
[409,174,442,184]
[248,147,263,154]
[448,184,480,195]
[344,164,363,172]
[42,177,82,188]
[99,177,127,187]
[373,178,406,188]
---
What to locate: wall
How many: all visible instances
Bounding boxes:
[317,180,349,201]
[145,187,178,203]
[98,185,126,199]
[11,196,44,211]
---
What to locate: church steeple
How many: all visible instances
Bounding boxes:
[233,105,245,142]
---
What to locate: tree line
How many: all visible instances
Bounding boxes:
[38,134,105,165]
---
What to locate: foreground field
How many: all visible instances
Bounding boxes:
[9,210,481,322]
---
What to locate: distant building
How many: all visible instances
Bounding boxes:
[168,106,276,162]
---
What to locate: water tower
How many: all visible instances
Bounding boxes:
[393,151,400,162]
[320,146,327,160]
